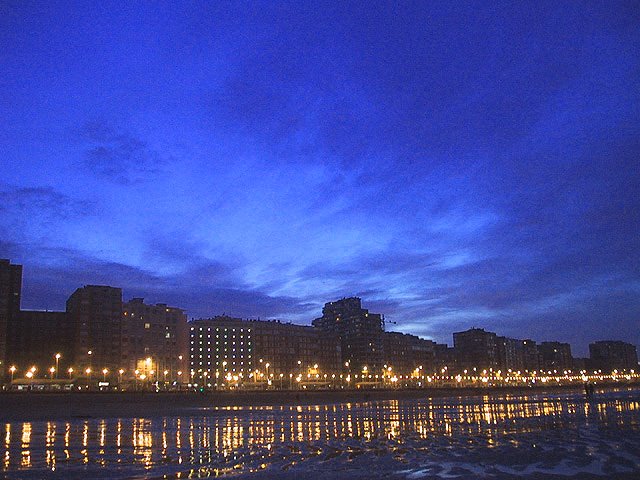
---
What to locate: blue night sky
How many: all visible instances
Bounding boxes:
[1,2,638,354]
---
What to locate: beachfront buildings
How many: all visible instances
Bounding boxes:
[589,341,638,372]
[0,259,22,382]
[122,298,188,382]
[313,297,385,373]
[189,316,342,388]
[453,328,499,372]
[538,341,573,372]
[382,332,438,376]
[66,285,124,372]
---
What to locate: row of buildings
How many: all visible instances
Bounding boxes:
[1,259,638,386]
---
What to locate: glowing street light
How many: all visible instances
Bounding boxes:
[49,366,55,377]
[68,367,74,378]
[55,353,61,379]
[102,368,109,382]
[9,366,16,383]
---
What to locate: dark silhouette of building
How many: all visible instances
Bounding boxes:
[312,297,385,373]
[521,339,540,372]
[496,336,525,372]
[0,259,22,382]
[9,310,71,374]
[539,341,573,372]
[453,328,499,372]
[589,341,638,372]
[189,316,341,387]
[122,298,188,382]
[66,285,123,372]
[382,332,437,376]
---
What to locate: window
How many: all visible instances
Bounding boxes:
[145,323,151,329]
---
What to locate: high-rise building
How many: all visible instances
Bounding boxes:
[312,297,385,373]
[521,339,540,372]
[382,332,437,376]
[189,316,254,387]
[251,319,341,376]
[453,328,499,372]
[0,259,22,382]
[589,341,638,372]
[9,310,70,373]
[496,336,525,372]
[66,285,123,372]
[538,341,573,372]
[122,298,188,381]
[189,316,342,388]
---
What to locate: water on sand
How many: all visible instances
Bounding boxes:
[2,388,639,479]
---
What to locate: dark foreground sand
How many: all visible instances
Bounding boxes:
[1,383,637,422]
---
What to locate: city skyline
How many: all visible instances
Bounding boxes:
[1,3,639,354]
[2,257,636,358]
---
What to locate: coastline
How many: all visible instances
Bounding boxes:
[1,382,638,422]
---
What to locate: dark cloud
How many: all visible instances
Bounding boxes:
[0,186,93,219]
[1,240,313,321]
[78,120,170,183]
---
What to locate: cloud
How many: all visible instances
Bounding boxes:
[78,120,171,183]
[1,240,314,321]
[0,186,92,219]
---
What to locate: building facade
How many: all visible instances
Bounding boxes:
[189,317,254,387]
[453,328,499,372]
[589,341,638,372]
[66,285,124,373]
[538,341,573,372]
[9,310,71,374]
[312,297,385,373]
[122,298,188,381]
[382,332,437,376]
[0,259,22,382]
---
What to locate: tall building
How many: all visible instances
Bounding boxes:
[122,298,188,381]
[312,297,385,373]
[251,320,341,376]
[538,341,573,372]
[9,310,70,373]
[382,332,437,376]
[521,339,540,372]
[0,259,22,382]
[453,328,499,372]
[189,316,342,388]
[66,285,123,372]
[496,336,525,372]
[589,341,638,372]
[189,316,254,387]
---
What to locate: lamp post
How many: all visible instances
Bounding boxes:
[9,366,16,383]
[55,353,61,379]
[68,367,74,379]
[265,363,270,388]
[102,368,108,383]
[86,368,92,388]
[118,369,124,386]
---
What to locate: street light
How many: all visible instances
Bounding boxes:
[118,369,124,386]
[102,368,109,382]
[68,367,74,379]
[9,366,16,383]
[49,366,55,378]
[265,363,270,387]
[55,353,61,379]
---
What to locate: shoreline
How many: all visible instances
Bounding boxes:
[1,382,638,422]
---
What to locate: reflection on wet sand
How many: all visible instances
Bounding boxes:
[2,389,639,478]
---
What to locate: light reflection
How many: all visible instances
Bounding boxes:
[0,391,638,476]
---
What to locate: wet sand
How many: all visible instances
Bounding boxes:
[1,383,636,422]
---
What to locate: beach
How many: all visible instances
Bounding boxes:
[1,385,639,478]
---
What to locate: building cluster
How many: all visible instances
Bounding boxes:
[0,259,638,388]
